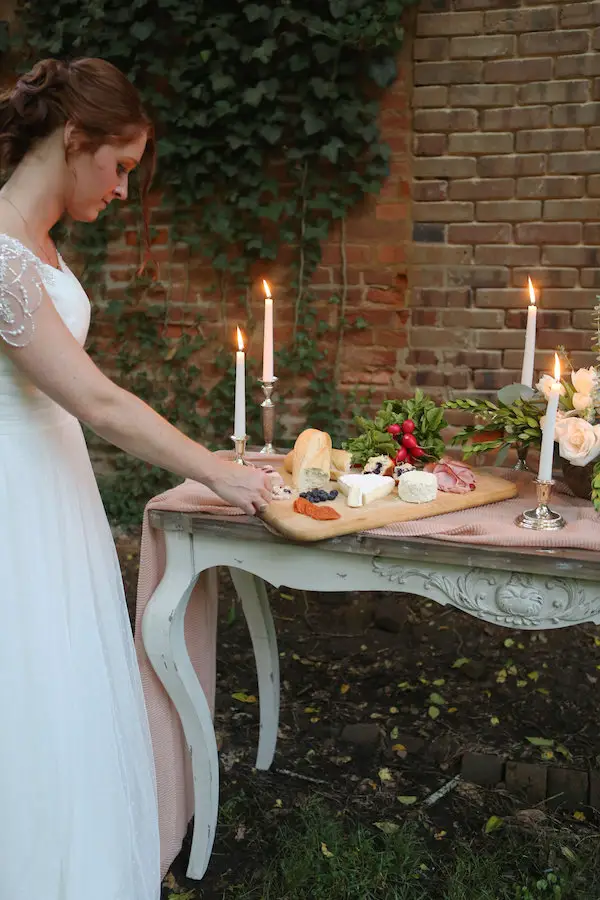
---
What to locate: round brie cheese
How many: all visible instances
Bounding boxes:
[397,470,437,503]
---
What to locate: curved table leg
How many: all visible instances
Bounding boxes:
[229,567,280,770]
[141,530,218,880]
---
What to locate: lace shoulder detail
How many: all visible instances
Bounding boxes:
[0,235,45,348]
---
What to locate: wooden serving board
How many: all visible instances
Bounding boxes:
[262,470,518,542]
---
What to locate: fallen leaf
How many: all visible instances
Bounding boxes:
[340,683,350,695]
[561,845,578,863]
[541,749,554,761]
[507,665,518,676]
[452,657,470,668]
[428,705,440,720]
[573,810,586,822]
[390,726,399,739]
[397,795,418,805]
[527,671,539,682]
[235,824,247,841]
[485,815,504,834]
[594,637,600,647]
[321,842,334,858]
[496,668,507,684]
[433,678,445,686]
[389,706,399,714]
[429,692,445,706]
[379,767,394,783]
[274,799,283,808]
[310,717,320,723]
[392,743,407,758]
[504,638,515,648]
[280,592,294,601]
[526,736,554,747]
[516,679,527,688]
[490,716,500,726]
[448,707,458,713]
[374,820,400,834]
[434,829,447,840]
[556,744,573,762]
[232,691,257,704]
[304,707,319,713]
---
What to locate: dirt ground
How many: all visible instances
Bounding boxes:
[115,531,600,898]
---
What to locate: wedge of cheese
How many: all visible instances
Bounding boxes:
[337,473,395,508]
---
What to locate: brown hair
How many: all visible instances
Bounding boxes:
[0,57,156,260]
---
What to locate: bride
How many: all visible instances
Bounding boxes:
[0,57,272,899]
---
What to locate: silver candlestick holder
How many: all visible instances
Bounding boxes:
[259,376,278,454]
[516,479,565,530]
[231,434,249,465]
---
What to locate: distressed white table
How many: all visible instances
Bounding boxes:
[141,510,600,880]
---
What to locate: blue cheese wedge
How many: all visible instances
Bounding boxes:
[397,470,437,503]
[337,473,395,508]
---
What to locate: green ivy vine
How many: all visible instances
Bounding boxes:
[12,0,415,525]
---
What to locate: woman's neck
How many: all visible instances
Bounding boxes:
[1,135,66,242]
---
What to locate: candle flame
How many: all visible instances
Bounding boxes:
[236,326,244,351]
[554,352,561,382]
[263,279,271,299]
[528,277,536,306]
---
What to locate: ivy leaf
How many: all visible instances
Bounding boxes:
[130,20,154,41]
[368,56,397,89]
[321,137,344,164]
[244,3,271,21]
[330,0,348,18]
[302,110,326,135]
[242,85,266,107]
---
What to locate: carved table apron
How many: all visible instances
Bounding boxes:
[141,510,600,879]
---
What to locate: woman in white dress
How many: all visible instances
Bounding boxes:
[0,57,273,899]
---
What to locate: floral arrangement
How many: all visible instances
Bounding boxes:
[536,299,600,510]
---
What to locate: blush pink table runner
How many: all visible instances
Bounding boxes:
[133,459,600,877]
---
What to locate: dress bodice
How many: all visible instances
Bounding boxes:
[0,234,91,432]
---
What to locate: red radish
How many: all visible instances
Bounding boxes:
[411,447,425,458]
[387,423,401,435]
[402,419,416,434]
[402,433,418,450]
[395,446,408,462]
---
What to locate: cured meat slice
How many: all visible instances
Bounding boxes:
[427,457,476,493]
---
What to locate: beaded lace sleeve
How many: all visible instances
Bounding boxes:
[0,238,44,348]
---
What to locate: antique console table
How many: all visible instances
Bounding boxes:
[141,509,600,879]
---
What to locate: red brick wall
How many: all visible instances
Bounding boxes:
[99,0,599,440]
[410,0,599,422]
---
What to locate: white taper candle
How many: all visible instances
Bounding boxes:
[262,279,274,382]
[537,353,561,482]
[234,326,246,438]
[520,277,537,388]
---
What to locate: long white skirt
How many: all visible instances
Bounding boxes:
[0,407,160,898]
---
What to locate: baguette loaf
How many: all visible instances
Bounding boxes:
[284,445,350,481]
[291,428,332,492]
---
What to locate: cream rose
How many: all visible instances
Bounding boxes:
[557,417,600,467]
[536,374,565,399]
[571,366,596,412]
[571,366,596,395]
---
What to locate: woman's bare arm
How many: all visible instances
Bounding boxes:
[2,283,272,514]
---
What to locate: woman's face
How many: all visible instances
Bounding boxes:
[65,129,148,221]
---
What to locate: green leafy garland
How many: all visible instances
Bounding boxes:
[12,0,415,524]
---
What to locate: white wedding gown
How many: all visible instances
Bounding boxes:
[0,234,160,898]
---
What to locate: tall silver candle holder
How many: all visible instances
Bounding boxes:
[231,434,249,465]
[516,479,565,530]
[259,376,278,454]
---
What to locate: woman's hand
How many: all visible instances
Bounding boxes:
[206,459,274,515]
